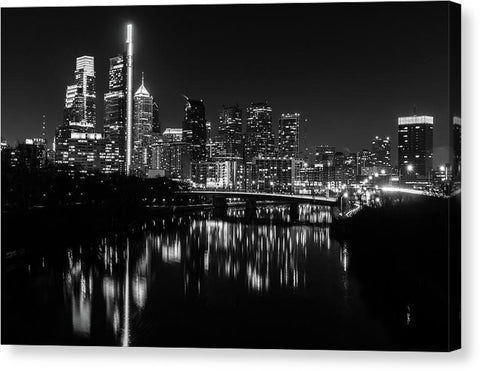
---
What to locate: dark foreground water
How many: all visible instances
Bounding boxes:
[3,205,405,349]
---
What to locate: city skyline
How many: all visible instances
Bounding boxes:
[1,3,459,166]
[1,2,461,351]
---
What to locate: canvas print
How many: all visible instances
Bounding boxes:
[1,2,460,350]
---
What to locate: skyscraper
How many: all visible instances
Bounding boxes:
[152,101,161,134]
[183,97,207,162]
[103,54,126,174]
[397,115,434,177]
[62,55,96,132]
[451,116,461,181]
[55,56,104,175]
[315,145,335,184]
[132,73,154,176]
[371,135,391,172]
[245,102,274,161]
[125,24,134,175]
[278,113,300,159]
[218,104,243,158]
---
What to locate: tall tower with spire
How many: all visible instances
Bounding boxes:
[132,72,154,176]
[126,24,134,175]
[42,115,46,141]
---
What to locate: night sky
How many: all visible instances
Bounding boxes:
[1,2,460,165]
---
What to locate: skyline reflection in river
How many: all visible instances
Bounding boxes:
[4,205,388,348]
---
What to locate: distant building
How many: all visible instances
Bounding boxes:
[57,133,104,175]
[315,145,335,184]
[183,98,207,163]
[294,162,322,194]
[397,115,434,178]
[149,128,188,179]
[197,159,244,190]
[132,73,154,176]
[3,138,47,172]
[252,157,295,193]
[278,113,300,159]
[103,54,127,174]
[162,128,183,142]
[63,56,96,131]
[333,151,346,186]
[55,56,104,175]
[451,116,461,181]
[371,136,391,173]
[344,152,357,184]
[152,101,161,134]
[218,105,243,158]
[245,102,274,161]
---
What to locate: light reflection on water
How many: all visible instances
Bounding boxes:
[17,205,368,347]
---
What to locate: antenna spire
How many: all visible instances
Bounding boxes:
[141,71,144,86]
[42,115,46,141]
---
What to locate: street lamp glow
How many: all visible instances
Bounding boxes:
[380,169,386,175]
[343,192,348,198]
[406,164,414,172]
[439,165,446,172]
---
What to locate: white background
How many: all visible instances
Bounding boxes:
[1,0,479,370]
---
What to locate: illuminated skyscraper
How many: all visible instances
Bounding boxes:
[218,104,243,157]
[183,97,207,162]
[132,73,154,176]
[371,135,391,172]
[55,56,104,175]
[315,145,335,184]
[126,24,134,175]
[397,115,434,177]
[152,101,161,134]
[451,116,461,181]
[103,55,126,173]
[278,113,300,159]
[62,56,96,132]
[245,102,274,161]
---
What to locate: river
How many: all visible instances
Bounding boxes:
[3,204,398,349]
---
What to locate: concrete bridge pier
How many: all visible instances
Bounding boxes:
[212,196,228,208]
[212,196,228,217]
[245,199,257,212]
[245,198,257,220]
[289,202,300,222]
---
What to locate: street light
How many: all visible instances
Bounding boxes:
[341,191,348,215]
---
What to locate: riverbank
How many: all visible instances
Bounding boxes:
[331,194,460,351]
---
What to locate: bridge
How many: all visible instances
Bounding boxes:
[179,190,338,205]
[176,190,339,220]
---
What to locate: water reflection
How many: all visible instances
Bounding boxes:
[226,204,332,224]
[42,205,355,346]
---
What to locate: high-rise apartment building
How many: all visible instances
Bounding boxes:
[183,97,207,163]
[218,105,243,158]
[397,115,434,177]
[245,102,274,161]
[278,113,300,159]
[451,116,461,181]
[371,136,391,169]
[315,145,335,184]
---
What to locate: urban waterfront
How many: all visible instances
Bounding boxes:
[1,2,460,352]
[4,205,401,349]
